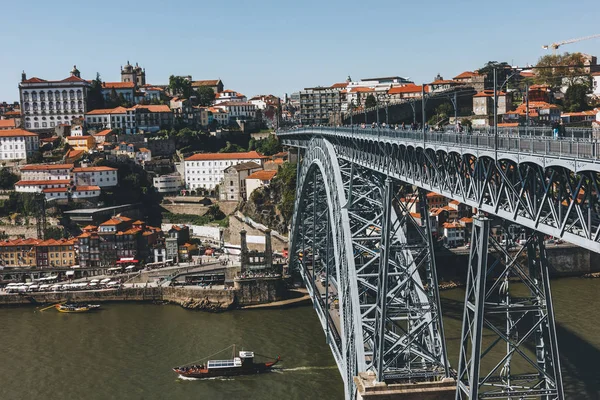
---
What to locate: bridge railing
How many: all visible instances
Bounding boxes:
[279,126,600,162]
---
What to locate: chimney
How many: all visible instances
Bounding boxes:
[240,229,248,272]
[21,71,26,82]
[264,229,272,270]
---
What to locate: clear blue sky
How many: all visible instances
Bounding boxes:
[1,0,599,102]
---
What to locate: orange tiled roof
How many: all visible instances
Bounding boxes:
[191,79,221,87]
[388,84,429,95]
[0,119,17,129]
[20,163,73,171]
[185,151,264,161]
[331,82,349,89]
[130,104,171,113]
[74,185,100,191]
[4,110,21,117]
[460,217,474,223]
[86,106,128,115]
[102,82,135,89]
[443,222,463,229]
[350,87,374,93]
[246,170,277,181]
[430,79,461,85]
[72,166,117,173]
[94,129,113,136]
[453,71,481,80]
[0,128,38,138]
[100,218,123,226]
[473,90,507,98]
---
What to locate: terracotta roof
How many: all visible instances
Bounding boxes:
[61,75,87,83]
[42,187,68,193]
[74,185,100,191]
[0,129,38,138]
[132,220,145,225]
[520,71,535,78]
[86,107,128,115]
[453,71,481,80]
[246,170,277,181]
[130,104,171,113]
[94,129,113,136]
[102,82,135,89]
[214,101,255,107]
[473,90,507,98]
[16,180,70,186]
[0,119,17,129]
[426,192,443,198]
[449,200,460,205]
[185,151,264,161]
[331,82,349,89]
[100,218,124,226]
[191,79,221,87]
[460,217,473,223]
[66,149,85,159]
[4,110,21,117]
[22,77,47,83]
[498,122,519,127]
[350,87,374,93]
[388,84,429,95]
[142,86,164,91]
[410,212,421,219]
[82,225,97,230]
[72,166,117,173]
[138,147,150,152]
[20,163,73,171]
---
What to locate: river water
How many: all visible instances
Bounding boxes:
[1,277,599,400]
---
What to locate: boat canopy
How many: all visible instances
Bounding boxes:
[100,278,111,284]
[207,359,242,369]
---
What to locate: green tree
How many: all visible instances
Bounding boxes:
[107,89,120,108]
[564,83,591,112]
[478,61,512,90]
[255,135,282,156]
[168,75,193,98]
[0,168,18,189]
[195,86,216,106]
[535,52,592,90]
[87,73,105,111]
[219,141,245,153]
[44,226,64,240]
[365,94,377,108]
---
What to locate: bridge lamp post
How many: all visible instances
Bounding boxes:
[375,95,380,126]
[493,67,523,160]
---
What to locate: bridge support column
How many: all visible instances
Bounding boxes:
[456,217,564,399]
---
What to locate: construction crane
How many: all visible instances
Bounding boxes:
[542,34,600,54]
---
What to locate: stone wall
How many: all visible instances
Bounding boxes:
[233,277,288,306]
[0,280,286,310]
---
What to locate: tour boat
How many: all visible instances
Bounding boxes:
[173,349,281,379]
[55,303,101,313]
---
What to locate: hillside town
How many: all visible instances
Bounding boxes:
[0,52,598,273]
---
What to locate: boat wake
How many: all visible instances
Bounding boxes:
[177,375,234,382]
[273,366,338,373]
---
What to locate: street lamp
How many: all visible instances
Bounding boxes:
[493,66,523,160]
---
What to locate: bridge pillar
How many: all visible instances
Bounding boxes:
[456,216,564,399]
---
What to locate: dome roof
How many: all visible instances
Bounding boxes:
[123,61,133,72]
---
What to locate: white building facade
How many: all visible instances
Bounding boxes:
[0,129,39,161]
[184,151,264,191]
[20,163,73,181]
[19,66,90,132]
[153,174,182,193]
[213,102,256,120]
[72,166,118,187]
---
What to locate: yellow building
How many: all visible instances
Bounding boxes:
[66,135,95,151]
[0,238,77,268]
[0,238,38,267]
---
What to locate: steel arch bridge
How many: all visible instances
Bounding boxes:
[279,126,599,399]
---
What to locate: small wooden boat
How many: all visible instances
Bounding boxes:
[173,348,280,379]
[55,303,100,313]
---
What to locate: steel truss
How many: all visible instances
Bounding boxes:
[289,138,450,399]
[456,216,564,399]
[282,132,600,253]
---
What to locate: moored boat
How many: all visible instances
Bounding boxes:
[173,349,280,379]
[55,303,101,313]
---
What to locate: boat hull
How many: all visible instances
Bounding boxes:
[174,361,279,379]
